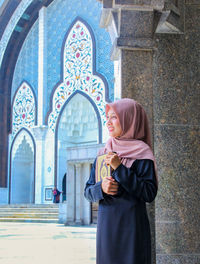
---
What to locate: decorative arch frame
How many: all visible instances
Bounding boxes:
[9,127,36,203]
[0,0,55,187]
[11,80,37,137]
[46,16,111,132]
[54,90,102,186]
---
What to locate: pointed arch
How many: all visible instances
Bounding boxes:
[54,90,101,186]
[47,17,110,132]
[12,81,37,137]
[9,128,36,203]
[56,90,102,142]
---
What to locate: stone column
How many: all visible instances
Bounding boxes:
[100,2,156,263]
[75,163,82,224]
[100,1,199,264]
[38,6,47,125]
[82,162,92,225]
[153,2,200,263]
[32,126,48,203]
[66,163,75,224]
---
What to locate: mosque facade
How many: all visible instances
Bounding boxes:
[0,0,117,224]
[0,1,199,264]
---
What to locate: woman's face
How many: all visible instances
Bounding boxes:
[106,108,122,138]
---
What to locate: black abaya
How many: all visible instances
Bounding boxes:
[84,159,157,264]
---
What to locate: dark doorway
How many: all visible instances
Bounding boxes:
[62,173,66,202]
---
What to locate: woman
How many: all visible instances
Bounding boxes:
[84,98,158,264]
[52,187,62,203]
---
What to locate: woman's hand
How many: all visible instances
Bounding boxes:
[101,176,119,195]
[105,152,121,170]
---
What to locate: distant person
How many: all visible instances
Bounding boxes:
[84,98,158,264]
[52,187,62,203]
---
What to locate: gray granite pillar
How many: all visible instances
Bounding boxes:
[153,2,200,263]
[99,1,199,264]
[118,28,157,264]
[100,3,156,263]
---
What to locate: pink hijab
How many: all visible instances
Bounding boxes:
[99,98,158,184]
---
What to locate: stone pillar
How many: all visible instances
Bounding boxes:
[32,126,48,203]
[75,163,82,224]
[57,140,68,190]
[82,162,92,225]
[100,2,156,263]
[100,1,199,264]
[66,163,75,224]
[38,6,47,125]
[154,2,200,263]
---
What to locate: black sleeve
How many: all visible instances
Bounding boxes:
[112,159,157,203]
[84,159,104,203]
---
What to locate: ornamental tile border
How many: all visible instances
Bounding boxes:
[0,0,32,68]
[12,82,35,137]
[48,21,106,132]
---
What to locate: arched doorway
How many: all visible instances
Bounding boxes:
[10,129,35,204]
[56,92,99,190]
[62,173,66,202]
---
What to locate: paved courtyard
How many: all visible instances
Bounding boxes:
[0,222,96,264]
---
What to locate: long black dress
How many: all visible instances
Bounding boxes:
[84,159,157,264]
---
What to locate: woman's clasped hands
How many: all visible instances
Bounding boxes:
[101,152,121,195]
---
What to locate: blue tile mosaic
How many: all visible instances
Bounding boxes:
[11,19,38,102]
[46,0,114,116]
[11,0,114,123]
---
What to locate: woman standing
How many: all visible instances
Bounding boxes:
[84,98,158,264]
[52,187,62,203]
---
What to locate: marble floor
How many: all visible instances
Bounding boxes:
[0,222,96,264]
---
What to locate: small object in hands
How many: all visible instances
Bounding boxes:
[96,154,111,183]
